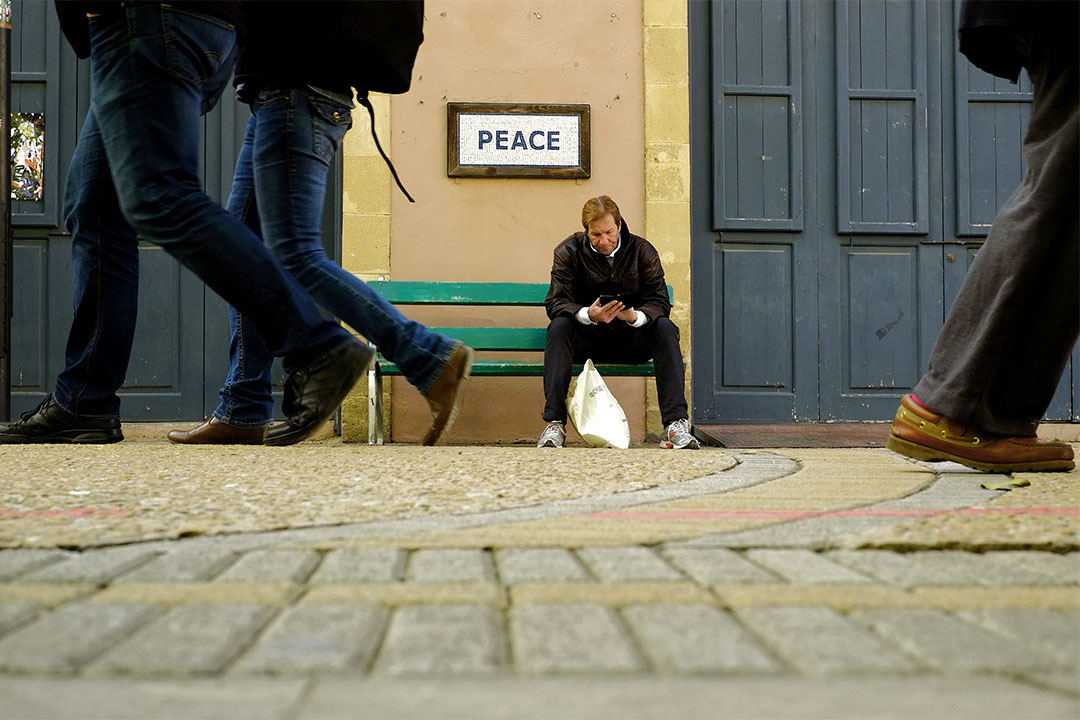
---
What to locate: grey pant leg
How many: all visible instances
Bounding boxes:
[914,24,1079,436]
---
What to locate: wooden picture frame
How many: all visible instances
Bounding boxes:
[447,102,591,179]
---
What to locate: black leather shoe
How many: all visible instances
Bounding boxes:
[0,394,123,444]
[167,418,266,445]
[264,338,375,446]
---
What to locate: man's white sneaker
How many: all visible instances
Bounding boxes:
[661,419,700,449]
[537,421,566,448]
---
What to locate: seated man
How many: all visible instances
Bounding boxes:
[538,195,698,449]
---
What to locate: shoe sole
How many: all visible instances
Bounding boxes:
[886,434,1075,473]
[264,344,376,447]
[0,430,123,444]
[422,346,474,446]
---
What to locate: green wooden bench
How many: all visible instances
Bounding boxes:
[364,280,674,444]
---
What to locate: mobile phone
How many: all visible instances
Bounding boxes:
[598,293,626,306]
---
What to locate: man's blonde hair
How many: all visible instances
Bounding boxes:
[581,195,622,230]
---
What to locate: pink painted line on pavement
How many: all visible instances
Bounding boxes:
[584,507,1080,521]
[0,508,128,519]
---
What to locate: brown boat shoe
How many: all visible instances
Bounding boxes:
[167,417,266,445]
[886,395,1074,473]
[421,342,474,446]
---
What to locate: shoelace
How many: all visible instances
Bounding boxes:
[20,395,53,421]
[357,92,415,203]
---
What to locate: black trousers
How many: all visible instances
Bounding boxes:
[542,315,689,427]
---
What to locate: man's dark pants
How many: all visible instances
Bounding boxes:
[913,19,1079,436]
[542,316,689,427]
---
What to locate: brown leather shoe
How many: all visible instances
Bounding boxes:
[886,395,1074,472]
[421,342,474,446]
[167,418,266,445]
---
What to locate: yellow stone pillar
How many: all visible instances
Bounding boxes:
[643,0,692,441]
[340,94,393,442]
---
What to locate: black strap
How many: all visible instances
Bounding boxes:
[357,94,415,203]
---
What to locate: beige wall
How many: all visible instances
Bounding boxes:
[341,0,691,444]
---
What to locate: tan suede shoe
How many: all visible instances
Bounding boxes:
[167,418,266,445]
[421,343,474,446]
[886,395,1074,472]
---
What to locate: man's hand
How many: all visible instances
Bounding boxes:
[588,297,624,324]
[588,298,637,324]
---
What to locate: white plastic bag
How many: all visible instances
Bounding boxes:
[566,359,630,449]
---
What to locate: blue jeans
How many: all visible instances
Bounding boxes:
[54,4,351,418]
[214,86,456,427]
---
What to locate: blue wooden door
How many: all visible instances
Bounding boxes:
[690,0,1077,424]
[9,2,342,422]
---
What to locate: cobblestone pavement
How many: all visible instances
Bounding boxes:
[0,440,1077,719]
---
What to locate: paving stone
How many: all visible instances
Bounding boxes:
[850,608,1057,673]
[661,547,779,584]
[0,602,42,636]
[299,676,1080,720]
[622,604,781,673]
[114,547,240,583]
[233,604,388,673]
[1019,671,1080,699]
[713,583,917,610]
[911,586,1080,611]
[0,603,159,673]
[902,551,1065,587]
[736,607,920,675]
[510,604,645,673]
[0,677,307,719]
[90,582,297,607]
[214,550,320,583]
[510,581,712,606]
[406,549,494,582]
[0,549,73,580]
[373,604,506,675]
[576,547,683,582]
[21,547,159,584]
[495,548,589,582]
[983,552,1080,585]
[0,582,99,608]
[959,608,1080,667]
[825,550,987,587]
[88,604,277,675]
[971,553,1080,586]
[303,582,504,606]
[745,550,875,584]
[309,548,405,582]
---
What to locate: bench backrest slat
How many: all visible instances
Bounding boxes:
[429,327,546,351]
[369,281,673,305]
[369,281,551,305]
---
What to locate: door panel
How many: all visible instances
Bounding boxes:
[844,247,920,392]
[712,0,803,232]
[955,46,1032,236]
[835,0,929,235]
[719,245,793,389]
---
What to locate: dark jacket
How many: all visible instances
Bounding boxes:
[957,0,1072,82]
[55,1,244,59]
[235,2,352,96]
[235,0,423,97]
[544,219,671,326]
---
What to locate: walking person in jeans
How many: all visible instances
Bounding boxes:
[0,1,371,447]
[887,0,1077,472]
[167,1,472,447]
